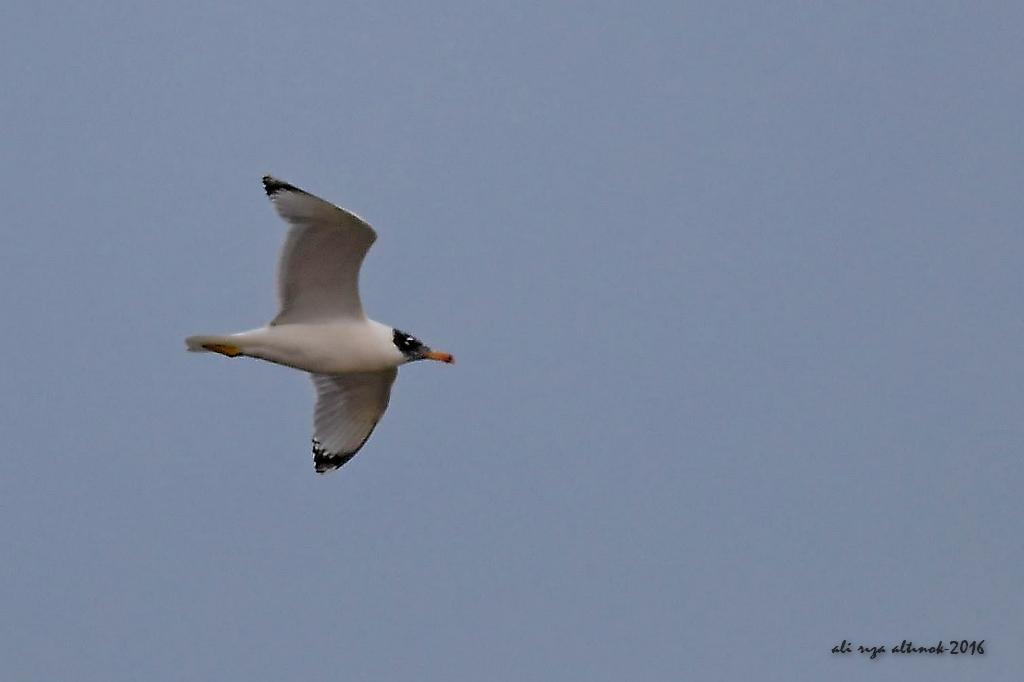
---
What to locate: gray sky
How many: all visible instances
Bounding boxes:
[2,1,1021,680]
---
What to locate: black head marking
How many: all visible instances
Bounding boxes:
[392,328,425,358]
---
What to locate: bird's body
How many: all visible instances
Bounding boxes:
[186,176,453,473]
[187,319,403,375]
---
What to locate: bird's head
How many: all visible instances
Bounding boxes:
[392,328,454,364]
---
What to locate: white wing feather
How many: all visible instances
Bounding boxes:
[309,369,398,473]
[262,176,377,325]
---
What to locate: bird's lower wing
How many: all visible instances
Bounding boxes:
[309,368,398,473]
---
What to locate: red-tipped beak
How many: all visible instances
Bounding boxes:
[424,350,455,364]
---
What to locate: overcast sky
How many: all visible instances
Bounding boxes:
[2,2,1021,680]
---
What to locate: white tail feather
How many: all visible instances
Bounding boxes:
[185,334,234,352]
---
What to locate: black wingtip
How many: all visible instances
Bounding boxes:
[312,440,357,474]
[262,175,304,198]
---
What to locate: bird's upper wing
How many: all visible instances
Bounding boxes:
[262,176,377,325]
[309,368,398,473]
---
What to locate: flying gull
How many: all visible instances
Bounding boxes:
[186,176,454,473]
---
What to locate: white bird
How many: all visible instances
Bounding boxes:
[186,176,454,473]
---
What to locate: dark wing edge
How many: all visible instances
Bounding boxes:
[263,175,308,198]
[311,424,380,474]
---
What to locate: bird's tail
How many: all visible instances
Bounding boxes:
[185,334,244,357]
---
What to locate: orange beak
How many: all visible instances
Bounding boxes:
[424,350,455,364]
